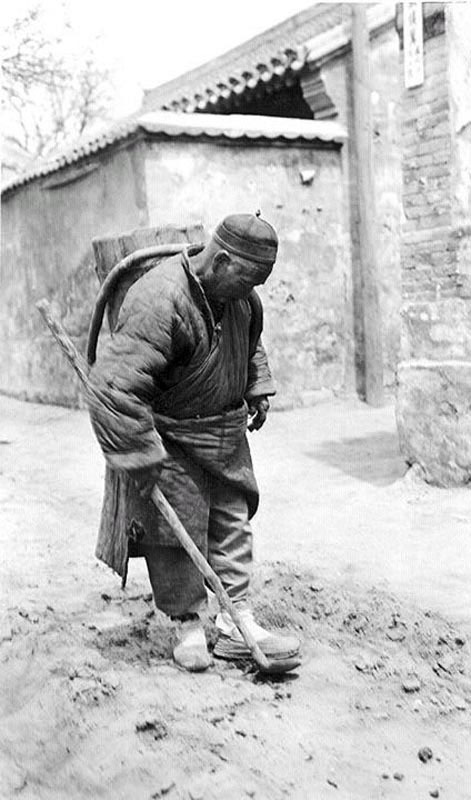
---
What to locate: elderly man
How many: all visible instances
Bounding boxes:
[88,213,300,671]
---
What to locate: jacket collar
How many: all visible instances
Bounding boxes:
[181,245,215,332]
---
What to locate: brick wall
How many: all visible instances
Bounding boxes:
[396,3,471,486]
[400,10,457,300]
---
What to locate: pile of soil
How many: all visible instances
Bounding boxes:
[1,564,470,800]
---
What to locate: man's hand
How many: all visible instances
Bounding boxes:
[130,461,166,499]
[248,395,270,432]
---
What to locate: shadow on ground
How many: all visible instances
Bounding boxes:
[306,431,406,486]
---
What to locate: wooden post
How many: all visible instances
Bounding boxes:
[351,5,384,407]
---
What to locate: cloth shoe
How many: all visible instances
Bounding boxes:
[213,607,300,661]
[173,617,211,672]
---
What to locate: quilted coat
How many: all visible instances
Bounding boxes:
[87,247,275,581]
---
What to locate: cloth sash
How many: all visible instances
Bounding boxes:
[153,405,259,519]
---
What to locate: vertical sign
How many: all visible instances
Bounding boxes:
[404,2,424,88]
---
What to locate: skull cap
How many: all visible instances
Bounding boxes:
[212,213,278,266]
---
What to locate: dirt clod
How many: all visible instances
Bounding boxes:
[393,772,405,781]
[402,677,421,693]
[429,790,440,798]
[434,653,457,674]
[418,747,434,763]
[136,718,168,739]
[387,629,406,642]
[209,714,225,725]
[354,655,383,674]
[450,694,467,710]
[151,782,175,798]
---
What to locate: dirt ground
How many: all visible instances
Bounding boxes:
[1,394,470,800]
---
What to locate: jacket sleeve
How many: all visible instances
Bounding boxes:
[245,337,276,401]
[87,280,190,474]
[244,290,276,400]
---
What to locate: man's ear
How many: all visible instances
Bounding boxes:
[212,249,231,275]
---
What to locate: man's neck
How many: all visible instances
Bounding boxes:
[208,297,225,323]
[188,250,225,321]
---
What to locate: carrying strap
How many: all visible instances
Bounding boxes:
[87,244,264,367]
[87,243,201,367]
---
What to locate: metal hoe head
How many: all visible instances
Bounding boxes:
[256,655,301,675]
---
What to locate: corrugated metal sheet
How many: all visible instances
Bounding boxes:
[2,112,347,195]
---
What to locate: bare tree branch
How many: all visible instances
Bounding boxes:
[2,4,113,166]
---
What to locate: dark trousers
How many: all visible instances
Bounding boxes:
[143,478,253,618]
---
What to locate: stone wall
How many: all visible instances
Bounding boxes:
[0,143,148,406]
[396,3,471,485]
[143,138,351,408]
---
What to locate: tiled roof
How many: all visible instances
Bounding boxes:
[2,112,347,195]
[143,4,347,113]
[1,117,139,194]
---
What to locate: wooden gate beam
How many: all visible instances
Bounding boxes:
[351,5,384,407]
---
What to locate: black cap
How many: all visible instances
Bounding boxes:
[213,213,278,266]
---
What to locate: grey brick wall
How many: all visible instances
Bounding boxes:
[400,15,457,300]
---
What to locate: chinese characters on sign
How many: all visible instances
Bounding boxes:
[404,1,424,88]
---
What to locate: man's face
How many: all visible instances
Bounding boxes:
[211,252,273,300]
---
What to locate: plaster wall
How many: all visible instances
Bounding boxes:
[144,139,350,408]
[0,143,146,405]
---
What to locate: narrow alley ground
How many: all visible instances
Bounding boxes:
[1,395,470,800]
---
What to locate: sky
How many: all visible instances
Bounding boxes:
[3,0,322,116]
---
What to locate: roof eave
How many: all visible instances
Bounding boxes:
[305,3,397,66]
